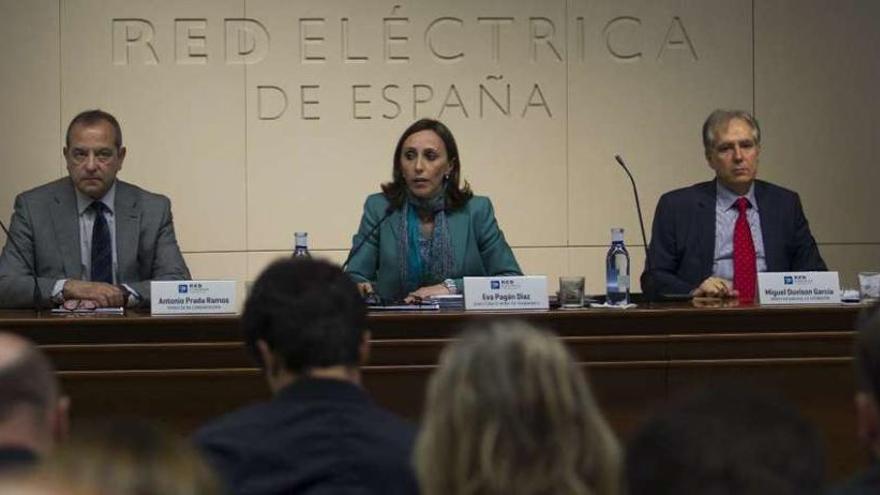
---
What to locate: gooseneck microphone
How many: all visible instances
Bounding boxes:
[613,155,653,302]
[341,205,395,272]
[0,218,43,312]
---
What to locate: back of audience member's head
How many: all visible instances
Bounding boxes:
[0,332,68,459]
[853,302,880,454]
[37,418,220,495]
[415,320,622,495]
[242,258,368,377]
[0,472,96,495]
[626,385,825,495]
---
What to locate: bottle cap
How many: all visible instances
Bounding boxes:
[611,228,624,242]
[294,232,308,246]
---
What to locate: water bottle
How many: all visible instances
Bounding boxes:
[606,227,630,305]
[292,232,311,258]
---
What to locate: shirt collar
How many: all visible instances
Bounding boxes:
[716,179,758,212]
[76,181,117,216]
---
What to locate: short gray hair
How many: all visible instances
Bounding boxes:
[702,109,761,154]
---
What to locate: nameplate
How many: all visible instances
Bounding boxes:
[463,276,549,310]
[757,272,841,305]
[151,280,237,315]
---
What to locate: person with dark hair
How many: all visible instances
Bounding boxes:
[642,109,825,301]
[832,302,880,493]
[0,109,190,309]
[0,332,68,471]
[626,385,825,495]
[195,258,419,495]
[345,118,521,303]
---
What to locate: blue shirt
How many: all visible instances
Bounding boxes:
[713,181,767,281]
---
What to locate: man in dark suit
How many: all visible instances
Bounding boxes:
[833,303,880,494]
[643,109,826,300]
[195,258,419,495]
[0,109,190,308]
[0,332,68,471]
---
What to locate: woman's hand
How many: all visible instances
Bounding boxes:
[404,283,452,304]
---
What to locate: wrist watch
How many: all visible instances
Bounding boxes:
[442,278,458,295]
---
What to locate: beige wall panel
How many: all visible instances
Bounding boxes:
[245,0,568,251]
[246,250,348,287]
[512,247,569,290]
[568,245,647,295]
[567,0,753,246]
[755,0,879,244]
[182,251,248,309]
[0,1,61,224]
[59,0,246,253]
[819,244,880,290]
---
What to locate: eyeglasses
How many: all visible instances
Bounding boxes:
[68,147,118,165]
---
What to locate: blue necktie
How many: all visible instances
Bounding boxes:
[90,201,113,284]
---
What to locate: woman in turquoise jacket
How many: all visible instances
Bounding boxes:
[345,119,522,303]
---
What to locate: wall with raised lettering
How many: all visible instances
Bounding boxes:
[1,0,877,300]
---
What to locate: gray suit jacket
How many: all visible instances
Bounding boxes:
[0,178,190,308]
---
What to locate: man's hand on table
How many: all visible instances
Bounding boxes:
[63,280,126,307]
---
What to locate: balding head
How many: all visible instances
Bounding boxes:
[0,333,66,456]
[0,334,57,420]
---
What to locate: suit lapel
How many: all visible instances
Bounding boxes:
[754,181,781,269]
[114,182,141,281]
[447,207,469,273]
[50,181,82,278]
[695,181,716,279]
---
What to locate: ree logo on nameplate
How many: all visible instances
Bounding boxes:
[152,281,238,315]
[758,272,841,305]
[464,276,549,311]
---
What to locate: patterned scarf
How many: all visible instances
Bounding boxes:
[396,191,454,297]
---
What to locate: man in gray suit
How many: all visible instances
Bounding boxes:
[0,109,190,309]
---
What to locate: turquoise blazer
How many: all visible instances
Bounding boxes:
[346,193,522,301]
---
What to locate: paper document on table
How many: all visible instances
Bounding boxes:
[50,306,124,315]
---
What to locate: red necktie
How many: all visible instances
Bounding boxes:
[733,197,757,302]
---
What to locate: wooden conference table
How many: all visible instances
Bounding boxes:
[0,303,866,479]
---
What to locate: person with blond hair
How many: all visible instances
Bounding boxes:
[415,321,622,495]
[1,418,220,495]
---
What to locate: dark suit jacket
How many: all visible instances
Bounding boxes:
[0,446,37,472]
[831,463,880,494]
[0,178,190,308]
[644,180,827,295]
[195,378,419,495]
[346,193,522,301]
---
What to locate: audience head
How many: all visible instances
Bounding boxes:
[0,332,68,459]
[382,118,472,210]
[33,418,220,495]
[416,320,622,495]
[242,258,368,390]
[626,385,825,495]
[854,302,880,455]
[0,475,96,495]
